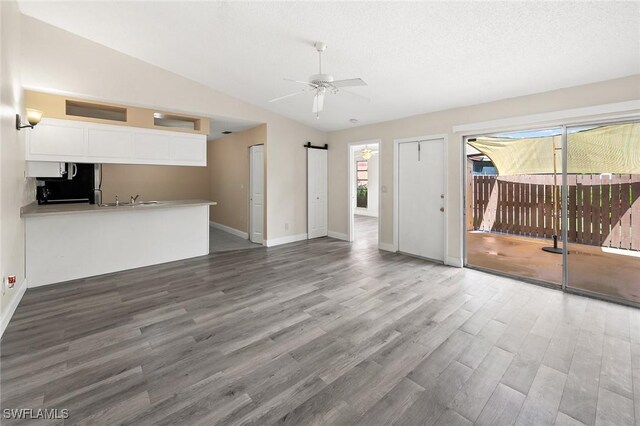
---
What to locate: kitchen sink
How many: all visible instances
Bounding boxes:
[99,201,161,207]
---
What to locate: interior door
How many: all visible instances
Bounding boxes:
[308,148,328,239]
[249,145,264,244]
[398,139,445,261]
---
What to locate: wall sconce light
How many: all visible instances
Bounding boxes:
[16,108,43,130]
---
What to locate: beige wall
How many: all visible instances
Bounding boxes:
[20,15,327,243]
[208,124,267,233]
[101,164,211,203]
[1,0,36,322]
[328,75,640,263]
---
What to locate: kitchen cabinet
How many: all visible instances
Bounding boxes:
[25,161,66,178]
[22,200,215,287]
[26,118,206,166]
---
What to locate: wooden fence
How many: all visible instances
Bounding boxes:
[471,174,640,250]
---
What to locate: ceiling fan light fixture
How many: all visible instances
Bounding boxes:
[268,42,369,117]
[361,147,373,160]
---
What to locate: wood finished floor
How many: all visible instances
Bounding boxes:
[1,217,639,425]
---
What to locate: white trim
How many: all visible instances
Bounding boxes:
[209,221,249,239]
[265,233,308,247]
[445,256,463,268]
[1,278,27,338]
[378,242,396,252]
[453,100,640,135]
[347,139,381,243]
[328,231,349,241]
[393,134,449,261]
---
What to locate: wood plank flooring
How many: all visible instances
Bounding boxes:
[1,217,638,425]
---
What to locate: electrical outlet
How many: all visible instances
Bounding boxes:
[285,223,289,231]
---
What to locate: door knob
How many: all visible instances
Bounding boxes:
[440,207,444,212]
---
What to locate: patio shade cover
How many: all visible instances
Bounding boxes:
[468,122,640,176]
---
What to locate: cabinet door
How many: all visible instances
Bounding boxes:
[27,122,85,159]
[25,161,66,178]
[87,128,133,159]
[170,135,206,165]
[134,133,171,161]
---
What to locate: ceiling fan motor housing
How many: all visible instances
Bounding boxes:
[310,73,334,84]
[309,74,338,93]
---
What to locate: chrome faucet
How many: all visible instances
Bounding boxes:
[130,194,140,204]
[115,195,119,206]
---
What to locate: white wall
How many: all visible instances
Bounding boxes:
[328,75,640,264]
[1,0,36,334]
[20,15,327,243]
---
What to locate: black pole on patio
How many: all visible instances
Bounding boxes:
[543,136,564,255]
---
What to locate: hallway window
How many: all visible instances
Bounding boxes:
[357,161,369,208]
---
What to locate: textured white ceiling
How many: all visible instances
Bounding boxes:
[18,1,640,132]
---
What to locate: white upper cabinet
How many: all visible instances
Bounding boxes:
[170,135,207,163]
[28,120,85,158]
[87,127,134,159]
[26,118,206,166]
[134,133,171,161]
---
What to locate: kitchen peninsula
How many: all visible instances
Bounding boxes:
[22,199,216,287]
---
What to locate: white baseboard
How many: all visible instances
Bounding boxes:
[265,233,308,247]
[328,231,349,241]
[1,278,27,338]
[445,256,463,268]
[378,242,396,252]
[210,221,249,240]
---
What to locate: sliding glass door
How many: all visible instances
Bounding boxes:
[465,119,640,306]
[565,121,640,304]
[465,128,564,286]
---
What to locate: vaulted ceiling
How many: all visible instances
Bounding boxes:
[18,1,640,132]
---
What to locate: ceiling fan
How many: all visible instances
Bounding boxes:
[268,42,370,119]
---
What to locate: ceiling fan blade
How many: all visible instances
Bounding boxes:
[312,92,325,114]
[332,78,367,88]
[340,88,371,103]
[268,90,308,103]
[284,78,318,88]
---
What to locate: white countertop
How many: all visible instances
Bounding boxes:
[21,199,217,218]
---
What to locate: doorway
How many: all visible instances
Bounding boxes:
[394,135,447,262]
[348,141,380,247]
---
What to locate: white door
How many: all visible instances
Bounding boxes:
[250,145,264,244]
[398,139,445,261]
[308,148,328,239]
